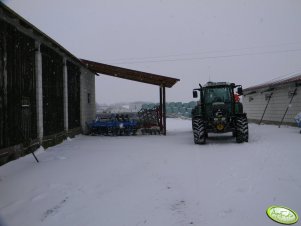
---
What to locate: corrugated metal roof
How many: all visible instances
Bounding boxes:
[244,74,301,92]
[81,59,180,88]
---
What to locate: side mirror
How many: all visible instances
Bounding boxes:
[237,87,243,95]
[193,90,198,98]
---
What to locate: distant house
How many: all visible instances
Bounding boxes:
[243,74,301,126]
[0,3,96,162]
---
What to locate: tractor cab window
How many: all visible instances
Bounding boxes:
[204,87,231,104]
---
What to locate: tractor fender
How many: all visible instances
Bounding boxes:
[191,106,203,118]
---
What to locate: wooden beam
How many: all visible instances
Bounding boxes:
[159,86,163,132]
[163,86,166,135]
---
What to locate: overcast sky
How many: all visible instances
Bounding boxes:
[4,0,301,104]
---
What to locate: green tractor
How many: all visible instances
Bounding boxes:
[191,82,248,144]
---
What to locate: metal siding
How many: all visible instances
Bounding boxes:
[244,85,301,124]
[283,90,301,123]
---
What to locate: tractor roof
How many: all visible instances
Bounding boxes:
[203,82,234,88]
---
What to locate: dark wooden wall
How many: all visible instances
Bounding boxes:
[0,20,37,149]
[67,61,80,130]
[41,44,64,136]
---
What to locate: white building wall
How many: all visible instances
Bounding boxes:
[244,84,301,125]
[80,68,96,134]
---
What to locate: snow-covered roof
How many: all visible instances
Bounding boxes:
[244,74,301,93]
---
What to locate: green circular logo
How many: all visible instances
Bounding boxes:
[267,206,299,225]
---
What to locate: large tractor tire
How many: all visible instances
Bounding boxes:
[235,116,249,143]
[192,117,206,144]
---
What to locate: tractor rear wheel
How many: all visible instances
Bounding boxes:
[235,116,249,143]
[192,117,206,144]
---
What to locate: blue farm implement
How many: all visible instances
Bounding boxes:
[87,106,162,136]
[295,112,301,134]
[87,114,138,136]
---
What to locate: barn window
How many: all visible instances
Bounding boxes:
[248,96,254,102]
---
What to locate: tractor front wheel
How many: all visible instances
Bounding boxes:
[235,116,249,143]
[192,117,206,144]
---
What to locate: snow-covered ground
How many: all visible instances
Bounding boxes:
[0,119,300,226]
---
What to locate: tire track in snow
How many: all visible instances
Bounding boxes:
[41,196,69,222]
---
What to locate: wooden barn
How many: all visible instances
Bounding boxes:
[0,3,180,165]
[0,3,96,163]
[243,74,301,126]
